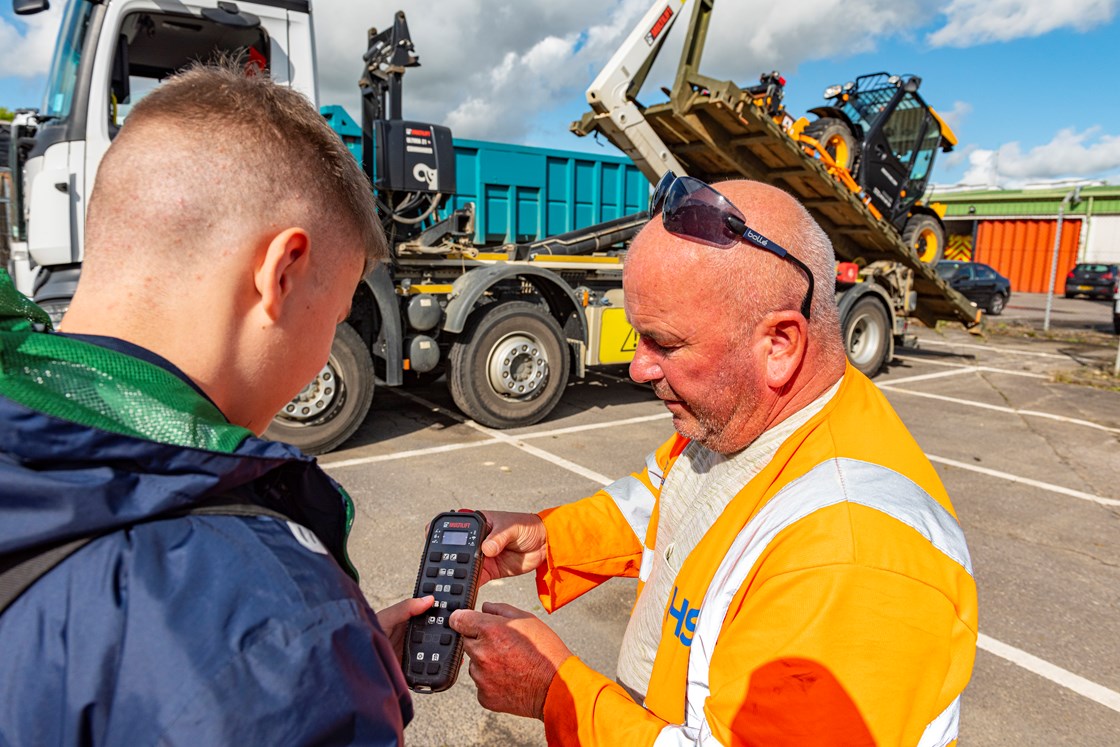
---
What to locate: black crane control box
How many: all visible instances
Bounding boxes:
[375,120,456,194]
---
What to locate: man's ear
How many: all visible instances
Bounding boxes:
[759,310,808,389]
[254,227,311,321]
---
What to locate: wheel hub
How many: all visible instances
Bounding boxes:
[279,363,337,423]
[847,315,882,365]
[487,333,549,399]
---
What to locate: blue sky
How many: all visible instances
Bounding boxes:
[3,0,1119,189]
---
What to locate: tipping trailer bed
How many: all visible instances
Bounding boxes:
[630,80,978,328]
[574,0,980,332]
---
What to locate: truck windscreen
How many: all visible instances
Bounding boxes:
[41,0,95,121]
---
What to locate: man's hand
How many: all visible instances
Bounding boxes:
[375,595,434,659]
[450,602,573,719]
[478,510,549,586]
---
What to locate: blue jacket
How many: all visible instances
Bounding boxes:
[0,276,411,745]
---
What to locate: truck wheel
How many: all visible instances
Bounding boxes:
[265,323,375,455]
[447,301,570,428]
[844,296,891,377]
[902,214,945,264]
[804,117,860,172]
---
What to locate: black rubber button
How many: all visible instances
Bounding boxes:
[440,633,452,645]
[451,583,464,595]
[427,662,441,674]
[453,568,467,578]
[410,661,424,673]
[422,582,435,594]
[428,551,442,563]
[425,567,438,577]
[455,554,469,564]
[411,629,424,643]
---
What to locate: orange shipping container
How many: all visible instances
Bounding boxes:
[975,219,1081,294]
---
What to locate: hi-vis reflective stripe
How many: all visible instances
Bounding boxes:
[918,695,961,747]
[652,458,972,746]
[603,451,663,547]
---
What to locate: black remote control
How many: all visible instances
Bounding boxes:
[403,510,490,693]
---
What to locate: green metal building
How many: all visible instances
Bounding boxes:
[928,184,1120,293]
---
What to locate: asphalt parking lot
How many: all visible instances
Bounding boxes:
[323,292,1120,746]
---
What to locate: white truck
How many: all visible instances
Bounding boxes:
[6,0,648,453]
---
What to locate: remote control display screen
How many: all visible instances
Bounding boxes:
[441,530,470,545]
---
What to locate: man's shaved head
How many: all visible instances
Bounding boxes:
[631,180,845,361]
[83,63,385,284]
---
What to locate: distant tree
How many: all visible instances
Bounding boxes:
[0,107,15,122]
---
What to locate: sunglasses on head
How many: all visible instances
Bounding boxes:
[649,171,814,320]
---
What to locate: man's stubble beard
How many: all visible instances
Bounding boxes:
[661,362,761,455]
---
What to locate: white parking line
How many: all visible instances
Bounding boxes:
[918,337,1068,360]
[879,386,1120,435]
[928,455,1120,507]
[321,438,502,469]
[893,356,1049,379]
[320,410,671,471]
[978,634,1120,714]
[333,390,1119,707]
[519,412,671,438]
[883,368,979,385]
[386,389,613,484]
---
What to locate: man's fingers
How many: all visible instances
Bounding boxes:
[405,595,435,616]
[480,601,532,620]
[449,608,483,639]
[481,527,517,558]
[376,595,434,631]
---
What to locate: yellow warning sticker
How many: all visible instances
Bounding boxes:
[599,308,639,364]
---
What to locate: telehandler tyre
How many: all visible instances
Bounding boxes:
[902,214,946,264]
[448,301,570,428]
[804,117,860,172]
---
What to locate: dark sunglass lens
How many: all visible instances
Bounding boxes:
[649,171,676,215]
[663,201,736,248]
[661,179,738,247]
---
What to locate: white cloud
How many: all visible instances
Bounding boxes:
[0,5,62,79]
[312,0,650,142]
[310,0,948,143]
[927,0,1118,47]
[958,148,1000,187]
[937,100,971,136]
[694,0,938,82]
[957,128,1120,187]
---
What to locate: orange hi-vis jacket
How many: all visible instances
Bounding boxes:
[535,365,978,746]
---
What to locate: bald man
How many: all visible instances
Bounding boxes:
[450,176,978,746]
[0,65,428,744]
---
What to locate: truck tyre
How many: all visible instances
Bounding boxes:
[448,301,570,428]
[804,117,860,172]
[844,296,891,377]
[265,323,375,455]
[902,214,945,264]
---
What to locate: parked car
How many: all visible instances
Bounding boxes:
[936,261,1012,316]
[1064,263,1119,300]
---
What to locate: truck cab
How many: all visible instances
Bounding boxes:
[9,0,314,320]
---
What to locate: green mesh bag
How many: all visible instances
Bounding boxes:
[0,269,251,453]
